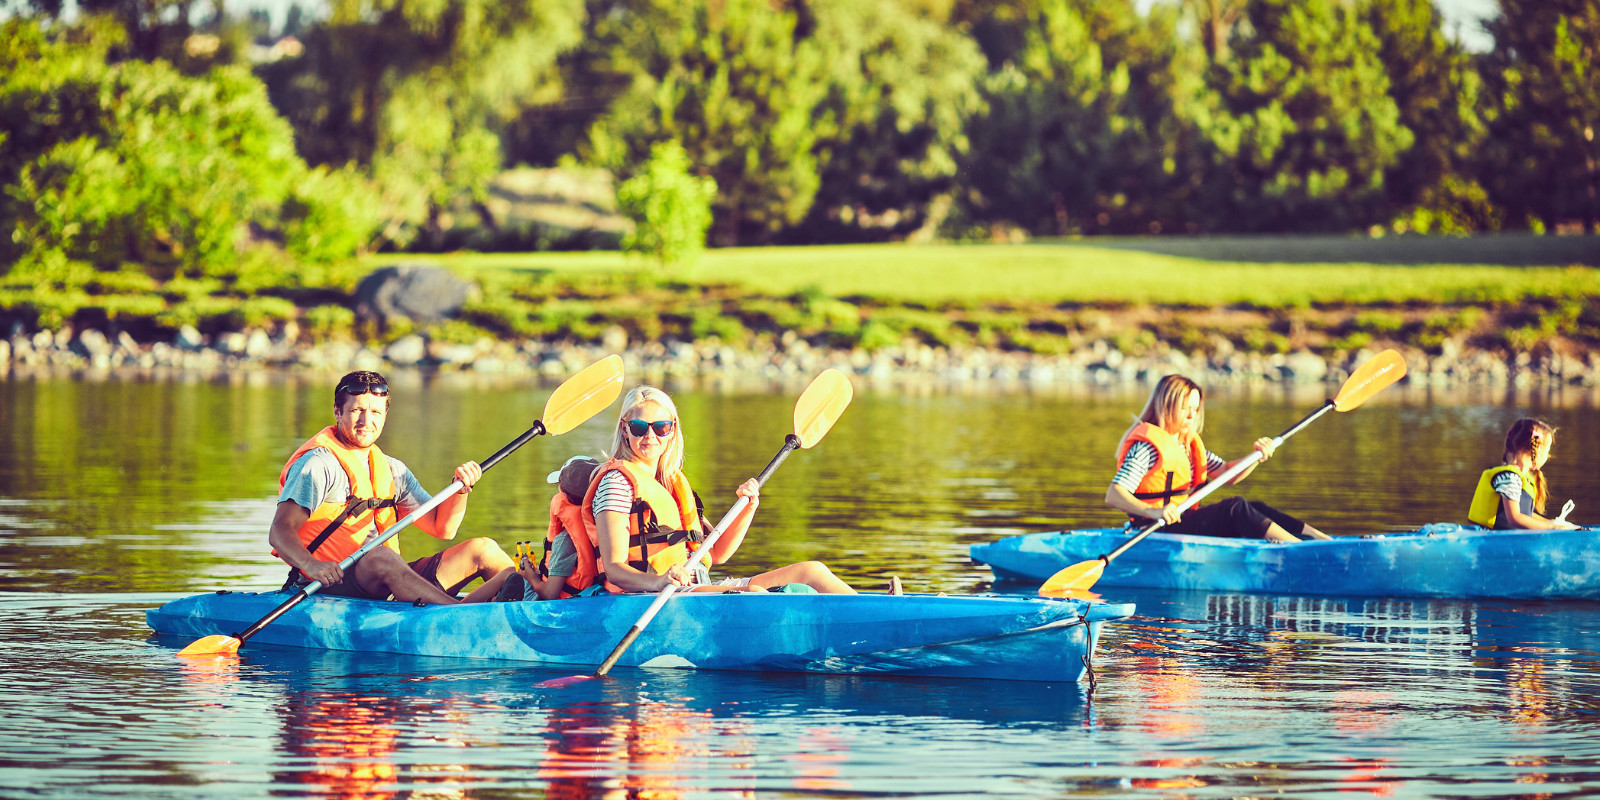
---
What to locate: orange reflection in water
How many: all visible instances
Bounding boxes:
[276,692,478,800]
[786,728,852,793]
[539,696,755,800]
[1126,655,1205,737]
[1330,689,1398,736]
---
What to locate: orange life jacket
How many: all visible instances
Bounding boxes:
[1116,422,1208,515]
[274,425,400,574]
[544,492,601,598]
[580,459,704,593]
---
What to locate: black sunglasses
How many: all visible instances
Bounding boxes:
[624,419,677,438]
[337,381,389,398]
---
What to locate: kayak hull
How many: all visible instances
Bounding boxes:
[970,524,1600,599]
[147,591,1133,683]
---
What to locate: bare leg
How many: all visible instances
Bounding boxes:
[434,538,516,603]
[1263,523,1300,543]
[749,561,857,594]
[351,548,461,605]
[1299,524,1333,540]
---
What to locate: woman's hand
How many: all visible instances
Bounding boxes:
[1252,437,1277,460]
[658,563,694,590]
[736,478,760,508]
[1154,503,1183,525]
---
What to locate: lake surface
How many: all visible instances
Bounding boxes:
[3,371,1599,799]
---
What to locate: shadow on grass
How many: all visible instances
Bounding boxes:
[1042,234,1600,267]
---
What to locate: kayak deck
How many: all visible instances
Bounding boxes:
[148,590,1135,683]
[970,524,1600,599]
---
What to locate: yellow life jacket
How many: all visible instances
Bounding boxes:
[580,459,704,593]
[1117,422,1208,514]
[1468,464,1535,528]
[274,426,400,573]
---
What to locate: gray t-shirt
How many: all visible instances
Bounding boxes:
[278,448,429,546]
[523,531,581,600]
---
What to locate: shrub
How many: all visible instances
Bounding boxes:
[304,304,355,342]
[616,140,717,267]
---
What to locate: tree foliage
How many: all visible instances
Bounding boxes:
[617,139,717,266]
[584,0,829,245]
[0,17,381,291]
[1480,0,1600,233]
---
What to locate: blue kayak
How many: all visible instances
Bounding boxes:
[970,524,1600,599]
[147,590,1134,683]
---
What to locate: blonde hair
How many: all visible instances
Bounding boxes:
[609,385,685,484]
[1118,374,1204,448]
[1503,417,1555,513]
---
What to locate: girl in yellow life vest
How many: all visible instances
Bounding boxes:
[1468,418,1579,530]
[586,386,877,594]
[1105,374,1334,542]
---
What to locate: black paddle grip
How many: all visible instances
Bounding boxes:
[480,421,547,472]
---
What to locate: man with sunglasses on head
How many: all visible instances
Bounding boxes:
[268,370,516,604]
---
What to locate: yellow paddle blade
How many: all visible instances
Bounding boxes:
[176,634,242,658]
[542,354,625,435]
[1333,349,1406,412]
[1038,559,1105,597]
[793,368,853,449]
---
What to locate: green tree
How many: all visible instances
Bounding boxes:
[1361,0,1495,233]
[0,17,381,291]
[955,0,1211,236]
[1479,0,1600,233]
[259,0,585,248]
[1193,0,1412,231]
[584,0,829,245]
[788,0,986,243]
[617,139,717,266]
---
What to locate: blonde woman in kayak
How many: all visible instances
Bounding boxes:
[1467,418,1579,530]
[1105,374,1333,542]
[584,385,887,594]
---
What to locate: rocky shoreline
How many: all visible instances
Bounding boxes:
[5,321,1600,390]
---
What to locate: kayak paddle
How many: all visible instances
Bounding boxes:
[176,354,627,658]
[540,368,854,687]
[1039,349,1407,597]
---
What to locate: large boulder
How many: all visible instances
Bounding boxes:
[353,265,478,324]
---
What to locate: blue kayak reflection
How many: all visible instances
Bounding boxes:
[210,645,1096,800]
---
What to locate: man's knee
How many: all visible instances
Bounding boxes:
[452,537,511,568]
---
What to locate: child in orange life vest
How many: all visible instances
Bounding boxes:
[1467,418,1580,530]
[1105,374,1335,542]
[504,455,602,601]
[589,385,885,594]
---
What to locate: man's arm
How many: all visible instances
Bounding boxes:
[267,500,345,585]
[411,461,482,540]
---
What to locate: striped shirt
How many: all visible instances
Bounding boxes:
[1112,440,1227,492]
[1490,469,1524,506]
[590,469,710,584]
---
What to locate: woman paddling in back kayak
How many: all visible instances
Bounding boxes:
[584,385,893,595]
[1467,418,1580,531]
[1105,374,1333,542]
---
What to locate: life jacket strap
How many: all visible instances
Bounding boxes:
[304,495,398,557]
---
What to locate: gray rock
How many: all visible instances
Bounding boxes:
[1281,350,1328,383]
[218,331,248,354]
[244,329,273,358]
[353,265,477,324]
[384,334,427,366]
[175,325,205,350]
[601,325,628,352]
[74,329,112,358]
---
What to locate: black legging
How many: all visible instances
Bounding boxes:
[1161,496,1312,539]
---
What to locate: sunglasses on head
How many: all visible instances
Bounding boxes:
[625,419,676,438]
[338,381,389,398]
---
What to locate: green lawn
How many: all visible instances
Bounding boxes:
[381,241,1599,307]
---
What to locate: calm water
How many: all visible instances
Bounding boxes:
[3,371,1600,799]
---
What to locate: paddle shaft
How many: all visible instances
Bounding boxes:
[231,421,548,645]
[1100,400,1335,564]
[593,434,802,677]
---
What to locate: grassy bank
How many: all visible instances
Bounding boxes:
[4,239,1598,361]
[374,239,1600,358]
